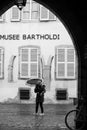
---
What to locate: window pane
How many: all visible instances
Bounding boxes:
[31,49,37,61]
[49,11,56,20]
[67,63,74,77]
[67,49,74,62]
[21,49,28,62]
[12,6,20,20]
[40,6,48,20]
[58,63,65,77]
[32,2,38,12]
[21,63,28,76]
[31,12,38,19]
[30,63,37,76]
[58,49,65,62]
[22,3,30,20]
[22,12,30,20]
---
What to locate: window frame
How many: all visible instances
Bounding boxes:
[18,45,41,79]
[21,1,31,21]
[11,6,21,22]
[31,0,39,20]
[55,45,76,80]
[21,0,39,21]
[40,5,56,21]
[40,5,49,21]
[10,0,56,22]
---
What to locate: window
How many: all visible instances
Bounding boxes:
[21,1,30,21]
[19,46,40,79]
[0,48,4,79]
[22,0,39,21]
[55,46,76,79]
[11,6,20,21]
[31,0,39,20]
[11,0,39,21]
[11,0,56,22]
[40,5,56,21]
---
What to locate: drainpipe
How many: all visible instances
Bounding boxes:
[8,55,16,82]
[40,56,45,79]
[41,56,54,91]
[47,55,54,80]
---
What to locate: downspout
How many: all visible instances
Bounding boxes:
[8,55,16,82]
[47,55,54,80]
[40,56,45,79]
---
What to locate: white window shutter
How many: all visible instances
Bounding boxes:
[0,48,4,78]
[67,63,74,77]
[21,63,28,76]
[30,48,37,61]
[67,49,75,78]
[56,47,75,79]
[56,48,65,78]
[30,48,38,78]
[19,48,29,78]
[40,5,49,21]
[19,47,40,79]
[67,49,74,62]
[58,63,65,77]
[58,49,65,62]
[11,6,20,21]
[30,63,37,76]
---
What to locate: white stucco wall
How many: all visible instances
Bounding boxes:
[0,8,78,103]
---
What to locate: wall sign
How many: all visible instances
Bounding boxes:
[0,34,60,40]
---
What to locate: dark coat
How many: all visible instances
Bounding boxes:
[34,84,46,103]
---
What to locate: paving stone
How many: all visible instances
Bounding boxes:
[0,103,75,130]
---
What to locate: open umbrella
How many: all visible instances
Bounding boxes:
[26,78,42,85]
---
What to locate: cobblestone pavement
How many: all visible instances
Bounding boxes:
[0,103,75,130]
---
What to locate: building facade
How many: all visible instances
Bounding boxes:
[0,0,78,103]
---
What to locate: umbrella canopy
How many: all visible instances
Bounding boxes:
[26,78,42,85]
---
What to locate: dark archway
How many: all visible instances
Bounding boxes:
[0,0,87,128]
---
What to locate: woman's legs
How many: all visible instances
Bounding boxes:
[36,102,39,113]
[40,102,44,113]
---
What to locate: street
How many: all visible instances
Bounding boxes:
[0,103,75,130]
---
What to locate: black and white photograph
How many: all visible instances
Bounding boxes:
[0,0,87,130]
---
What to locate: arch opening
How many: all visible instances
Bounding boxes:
[0,0,81,129]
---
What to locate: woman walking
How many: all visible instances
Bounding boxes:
[34,81,46,115]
